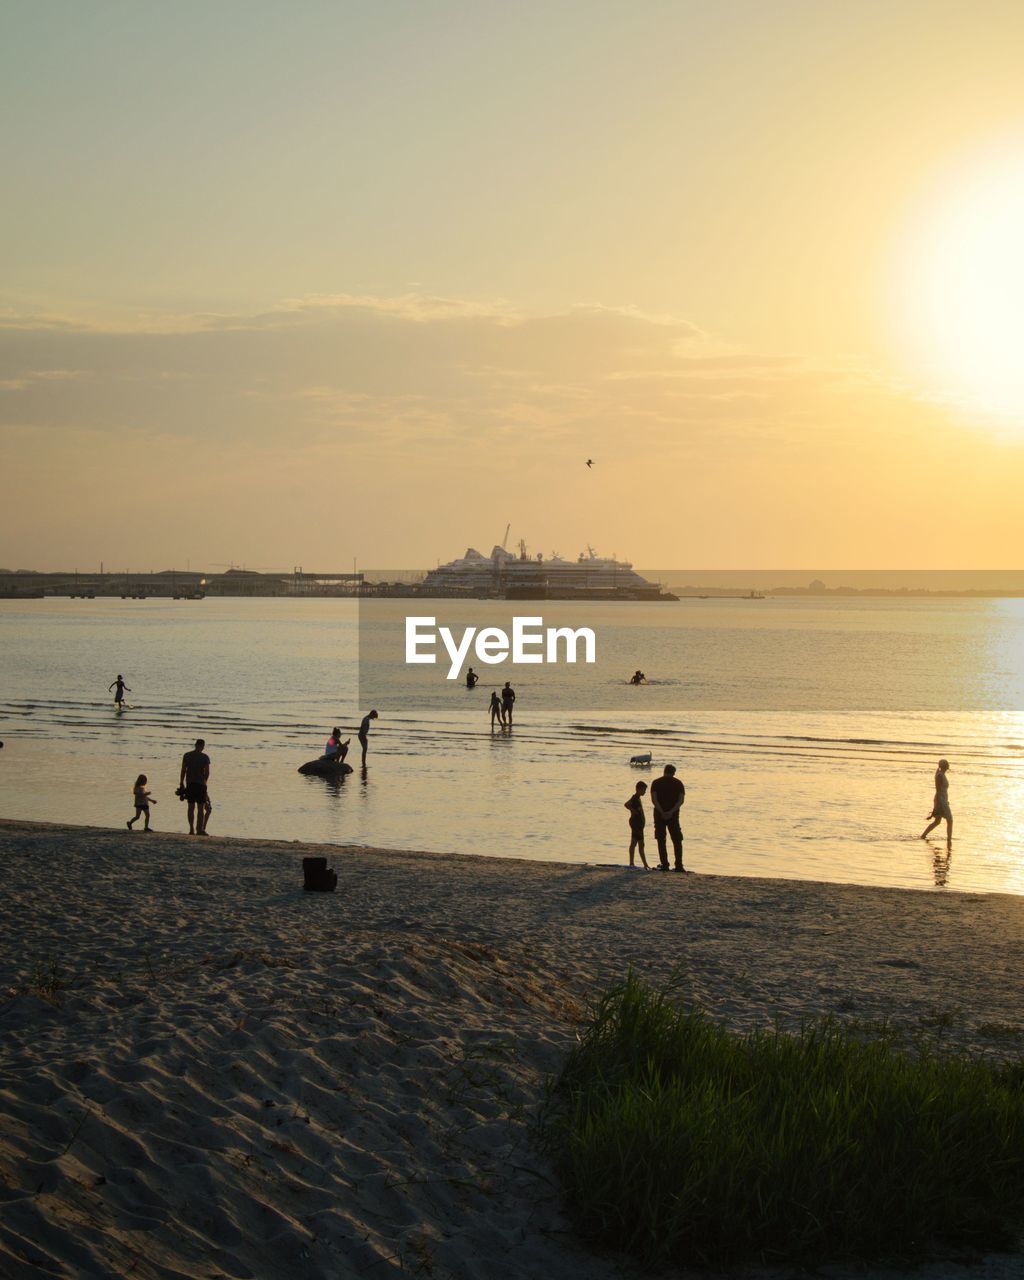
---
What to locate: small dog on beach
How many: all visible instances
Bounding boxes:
[630,752,653,766]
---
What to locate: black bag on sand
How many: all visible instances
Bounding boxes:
[302,856,338,892]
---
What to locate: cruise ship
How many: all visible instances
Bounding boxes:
[420,541,678,601]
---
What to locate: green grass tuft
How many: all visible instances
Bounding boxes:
[26,958,67,1006]
[543,971,1024,1268]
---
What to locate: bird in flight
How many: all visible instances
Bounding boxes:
[586,458,593,468]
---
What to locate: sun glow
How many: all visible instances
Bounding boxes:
[895,141,1024,429]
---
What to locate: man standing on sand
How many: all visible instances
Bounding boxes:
[920,758,953,848]
[650,763,687,872]
[501,681,516,725]
[358,709,378,766]
[179,738,211,836]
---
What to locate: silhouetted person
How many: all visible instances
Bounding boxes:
[650,764,686,872]
[179,738,211,836]
[109,674,130,708]
[323,728,349,763]
[126,773,156,831]
[489,691,503,727]
[501,681,516,725]
[624,780,649,869]
[920,758,952,848]
[358,710,378,765]
[466,667,479,689]
[629,670,647,685]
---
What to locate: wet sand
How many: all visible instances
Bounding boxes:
[3,818,1024,1279]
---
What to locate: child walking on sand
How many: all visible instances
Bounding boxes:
[624,780,649,869]
[127,774,156,831]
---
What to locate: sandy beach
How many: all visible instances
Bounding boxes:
[4,818,1024,1279]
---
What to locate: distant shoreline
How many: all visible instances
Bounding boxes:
[3,569,1024,602]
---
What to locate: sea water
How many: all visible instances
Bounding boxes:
[1,595,1022,894]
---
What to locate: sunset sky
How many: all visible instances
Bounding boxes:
[2,0,1024,570]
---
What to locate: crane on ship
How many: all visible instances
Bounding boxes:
[490,524,513,595]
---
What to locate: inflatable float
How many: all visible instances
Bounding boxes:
[298,756,354,777]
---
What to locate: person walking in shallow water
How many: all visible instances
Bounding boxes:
[109,674,130,708]
[920,758,953,847]
[501,681,516,725]
[488,690,503,727]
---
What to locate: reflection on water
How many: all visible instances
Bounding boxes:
[929,844,953,888]
[0,596,1023,894]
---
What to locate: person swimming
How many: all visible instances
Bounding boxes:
[629,670,647,685]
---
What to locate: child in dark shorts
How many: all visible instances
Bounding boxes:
[624,780,649,869]
[127,773,156,831]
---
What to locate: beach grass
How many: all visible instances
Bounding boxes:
[543,972,1024,1268]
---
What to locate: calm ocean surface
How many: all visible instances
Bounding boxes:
[1,596,1023,894]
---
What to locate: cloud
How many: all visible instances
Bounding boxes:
[268,292,514,324]
[0,293,966,458]
[3,290,1020,568]
[0,294,728,449]
[0,367,91,390]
